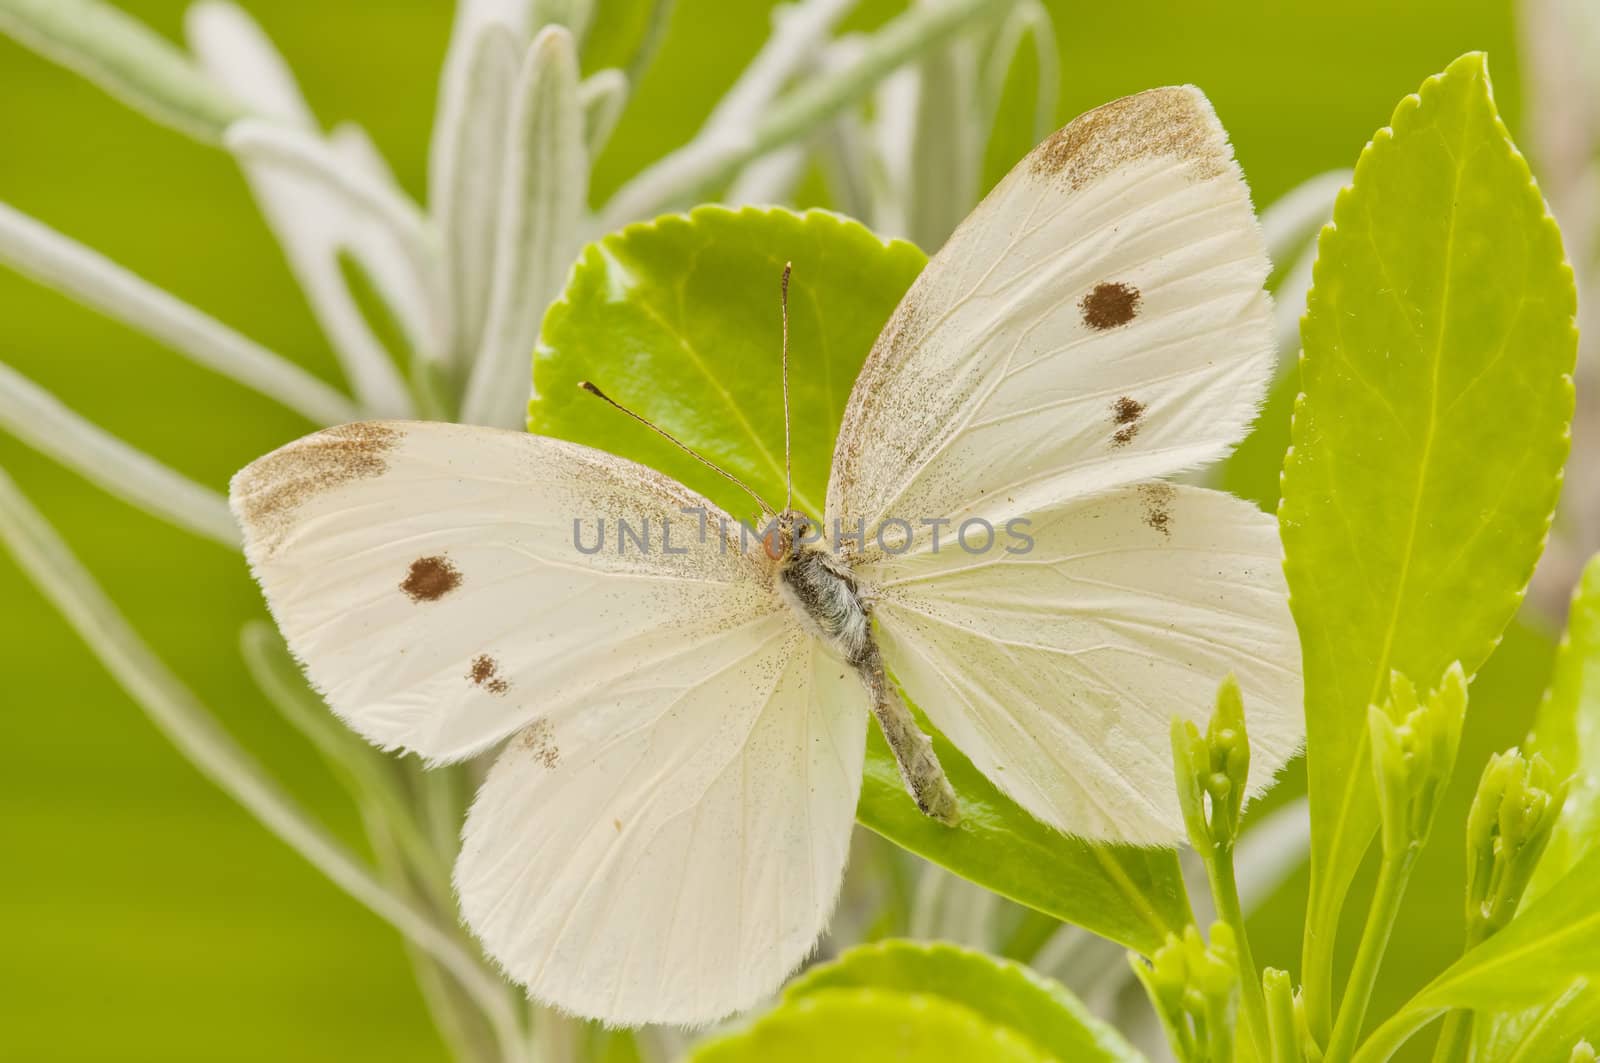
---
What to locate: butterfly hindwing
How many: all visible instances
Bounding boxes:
[457,629,864,1025]
[869,484,1301,844]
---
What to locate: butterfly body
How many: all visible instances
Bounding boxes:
[774,510,961,824]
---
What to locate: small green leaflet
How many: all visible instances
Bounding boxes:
[1477,553,1600,1055]
[1528,552,1600,897]
[1277,52,1577,1028]
[690,940,1141,1063]
[1360,845,1600,1061]
[533,206,918,521]
[783,940,1140,1062]
[688,988,1054,1063]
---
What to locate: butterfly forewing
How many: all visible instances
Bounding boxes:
[829,86,1277,551]
[232,421,771,759]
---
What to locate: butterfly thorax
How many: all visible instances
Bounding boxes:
[774,511,871,666]
[774,511,960,825]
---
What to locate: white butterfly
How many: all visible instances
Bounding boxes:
[230,85,1304,1027]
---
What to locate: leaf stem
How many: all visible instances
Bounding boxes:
[224,120,443,311]
[700,0,861,138]
[599,0,1006,227]
[0,360,239,547]
[239,621,452,895]
[623,0,677,86]
[1427,917,1494,1063]
[0,0,249,142]
[1426,917,1488,1063]
[1264,968,1300,1063]
[0,468,526,1063]
[1350,1006,1442,1063]
[0,201,359,426]
[1203,841,1272,1060]
[1327,849,1420,1063]
[366,816,504,1063]
[1429,1011,1473,1063]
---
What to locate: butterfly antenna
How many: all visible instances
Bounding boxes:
[577,381,778,517]
[780,262,793,513]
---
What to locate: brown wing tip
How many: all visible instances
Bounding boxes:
[1028,84,1232,188]
[230,421,402,546]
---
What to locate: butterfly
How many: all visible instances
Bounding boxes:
[230,85,1304,1027]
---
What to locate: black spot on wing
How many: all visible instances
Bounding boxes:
[1081,282,1141,330]
[468,654,510,695]
[401,556,462,602]
[1111,396,1146,448]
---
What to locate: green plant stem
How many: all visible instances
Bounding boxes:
[599,0,1006,226]
[240,622,454,898]
[1428,921,1488,1063]
[1351,1008,1443,1063]
[1265,969,1300,1063]
[1430,1011,1473,1063]
[624,0,677,85]
[1327,849,1421,1063]
[1433,896,1491,1063]
[368,815,504,1063]
[0,359,239,547]
[1205,841,1272,1060]
[0,0,249,142]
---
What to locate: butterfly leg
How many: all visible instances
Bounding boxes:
[857,644,960,826]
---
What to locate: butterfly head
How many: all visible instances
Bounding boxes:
[764,509,819,561]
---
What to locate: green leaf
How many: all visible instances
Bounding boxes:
[1475,555,1600,1057]
[533,205,923,520]
[687,987,1056,1063]
[532,204,1191,955]
[1476,979,1600,1063]
[784,940,1140,1062]
[1277,51,1577,1026]
[1360,846,1600,1061]
[1528,552,1600,897]
[858,722,1191,954]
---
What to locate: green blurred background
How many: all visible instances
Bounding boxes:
[0,1,1554,1059]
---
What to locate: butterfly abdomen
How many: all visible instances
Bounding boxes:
[778,540,960,826]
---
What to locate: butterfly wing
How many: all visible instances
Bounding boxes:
[458,629,864,1024]
[231,421,866,1023]
[829,86,1275,546]
[867,484,1300,845]
[830,87,1302,844]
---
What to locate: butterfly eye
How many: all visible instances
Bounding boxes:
[763,526,785,561]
